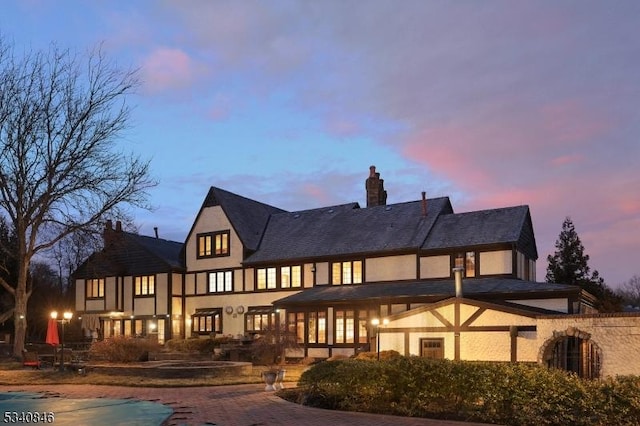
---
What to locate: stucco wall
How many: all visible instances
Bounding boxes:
[185,205,243,271]
[366,255,416,282]
[420,255,450,279]
[479,250,511,275]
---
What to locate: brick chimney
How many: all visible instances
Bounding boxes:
[365,165,387,207]
[103,220,123,247]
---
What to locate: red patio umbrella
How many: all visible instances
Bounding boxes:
[46,318,59,346]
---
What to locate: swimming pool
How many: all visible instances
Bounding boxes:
[0,392,173,425]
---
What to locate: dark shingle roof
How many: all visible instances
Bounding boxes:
[73,232,184,278]
[195,187,286,252]
[422,205,538,259]
[244,197,453,264]
[272,278,578,306]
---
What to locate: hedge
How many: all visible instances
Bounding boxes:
[296,357,640,426]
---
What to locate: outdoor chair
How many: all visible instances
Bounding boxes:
[22,349,41,369]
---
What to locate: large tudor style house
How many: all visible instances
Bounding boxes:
[74,166,640,378]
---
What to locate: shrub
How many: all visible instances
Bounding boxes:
[297,357,640,425]
[164,337,230,353]
[353,350,402,361]
[89,336,161,363]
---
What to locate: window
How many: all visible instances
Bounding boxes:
[288,312,305,344]
[287,311,326,344]
[280,266,302,288]
[333,309,370,345]
[455,252,476,277]
[197,231,230,258]
[420,338,444,359]
[257,266,302,290]
[208,270,233,293]
[245,307,275,334]
[135,275,155,296]
[307,311,327,344]
[86,278,104,298]
[332,261,363,284]
[191,309,222,335]
[335,309,355,343]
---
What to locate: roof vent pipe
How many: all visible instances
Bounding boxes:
[154,227,159,239]
[453,267,464,298]
[421,192,427,216]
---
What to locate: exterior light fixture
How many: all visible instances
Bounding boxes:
[371,318,389,360]
[51,310,73,371]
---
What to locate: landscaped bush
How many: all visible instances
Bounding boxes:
[295,357,640,426]
[164,336,234,353]
[89,336,162,363]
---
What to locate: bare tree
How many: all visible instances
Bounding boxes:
[0,39,155,356]
[617,275,640,308]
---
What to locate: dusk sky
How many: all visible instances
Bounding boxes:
[1,1,638,288]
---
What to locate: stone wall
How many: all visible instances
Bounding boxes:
[536,313,640,377]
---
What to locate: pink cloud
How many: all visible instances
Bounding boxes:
[550,154,584,167]
[141,48,196,93]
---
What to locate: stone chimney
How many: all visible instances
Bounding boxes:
[365,165,387,207]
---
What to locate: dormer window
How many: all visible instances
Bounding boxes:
[197,230,230,258]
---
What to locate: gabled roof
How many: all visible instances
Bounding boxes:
[387,296,559,320]
[244,197,453,264]
[422,205,538,259]
[186,187,286,252]
[73,231,184,278]
[272,278,578,307]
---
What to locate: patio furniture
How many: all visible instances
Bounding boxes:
[22,350,41,369]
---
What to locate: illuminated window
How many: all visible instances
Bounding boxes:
[287,311,327,344]
[257,266,302,290]
[245,307,275,334]
[335,310,356,343]
[331,261,363,285]
[208,270,233,293]
[135,275,155,296]
[455,252,476,277]
[465,252,476,277]
[191,308,222,335]
[86,278,104,298]
[287,312,306,344]
[280,266,302,288]
[197,231,230,258]
[335,309,370,344]
[307,311,327,344]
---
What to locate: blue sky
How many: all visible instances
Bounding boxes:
[2,0,639,287]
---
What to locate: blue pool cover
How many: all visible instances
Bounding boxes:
[0,392,173,425]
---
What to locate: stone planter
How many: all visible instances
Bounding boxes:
[262,370,278,391]
[275,369,286,390]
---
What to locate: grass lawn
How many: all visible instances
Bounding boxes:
[0,359,308,388]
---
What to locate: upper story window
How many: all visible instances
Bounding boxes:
[134,275,155,296]
[197,230,230,258]
[256,265,302,290]
[332,260,363,285]
[455,252,476,278]
[86,278,104,298]
[208,270,233,293]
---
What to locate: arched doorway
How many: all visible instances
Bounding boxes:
[539,327,601,379]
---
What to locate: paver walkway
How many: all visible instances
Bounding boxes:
[0,384,494,426]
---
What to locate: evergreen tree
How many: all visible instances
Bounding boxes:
[546,217,621,312]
